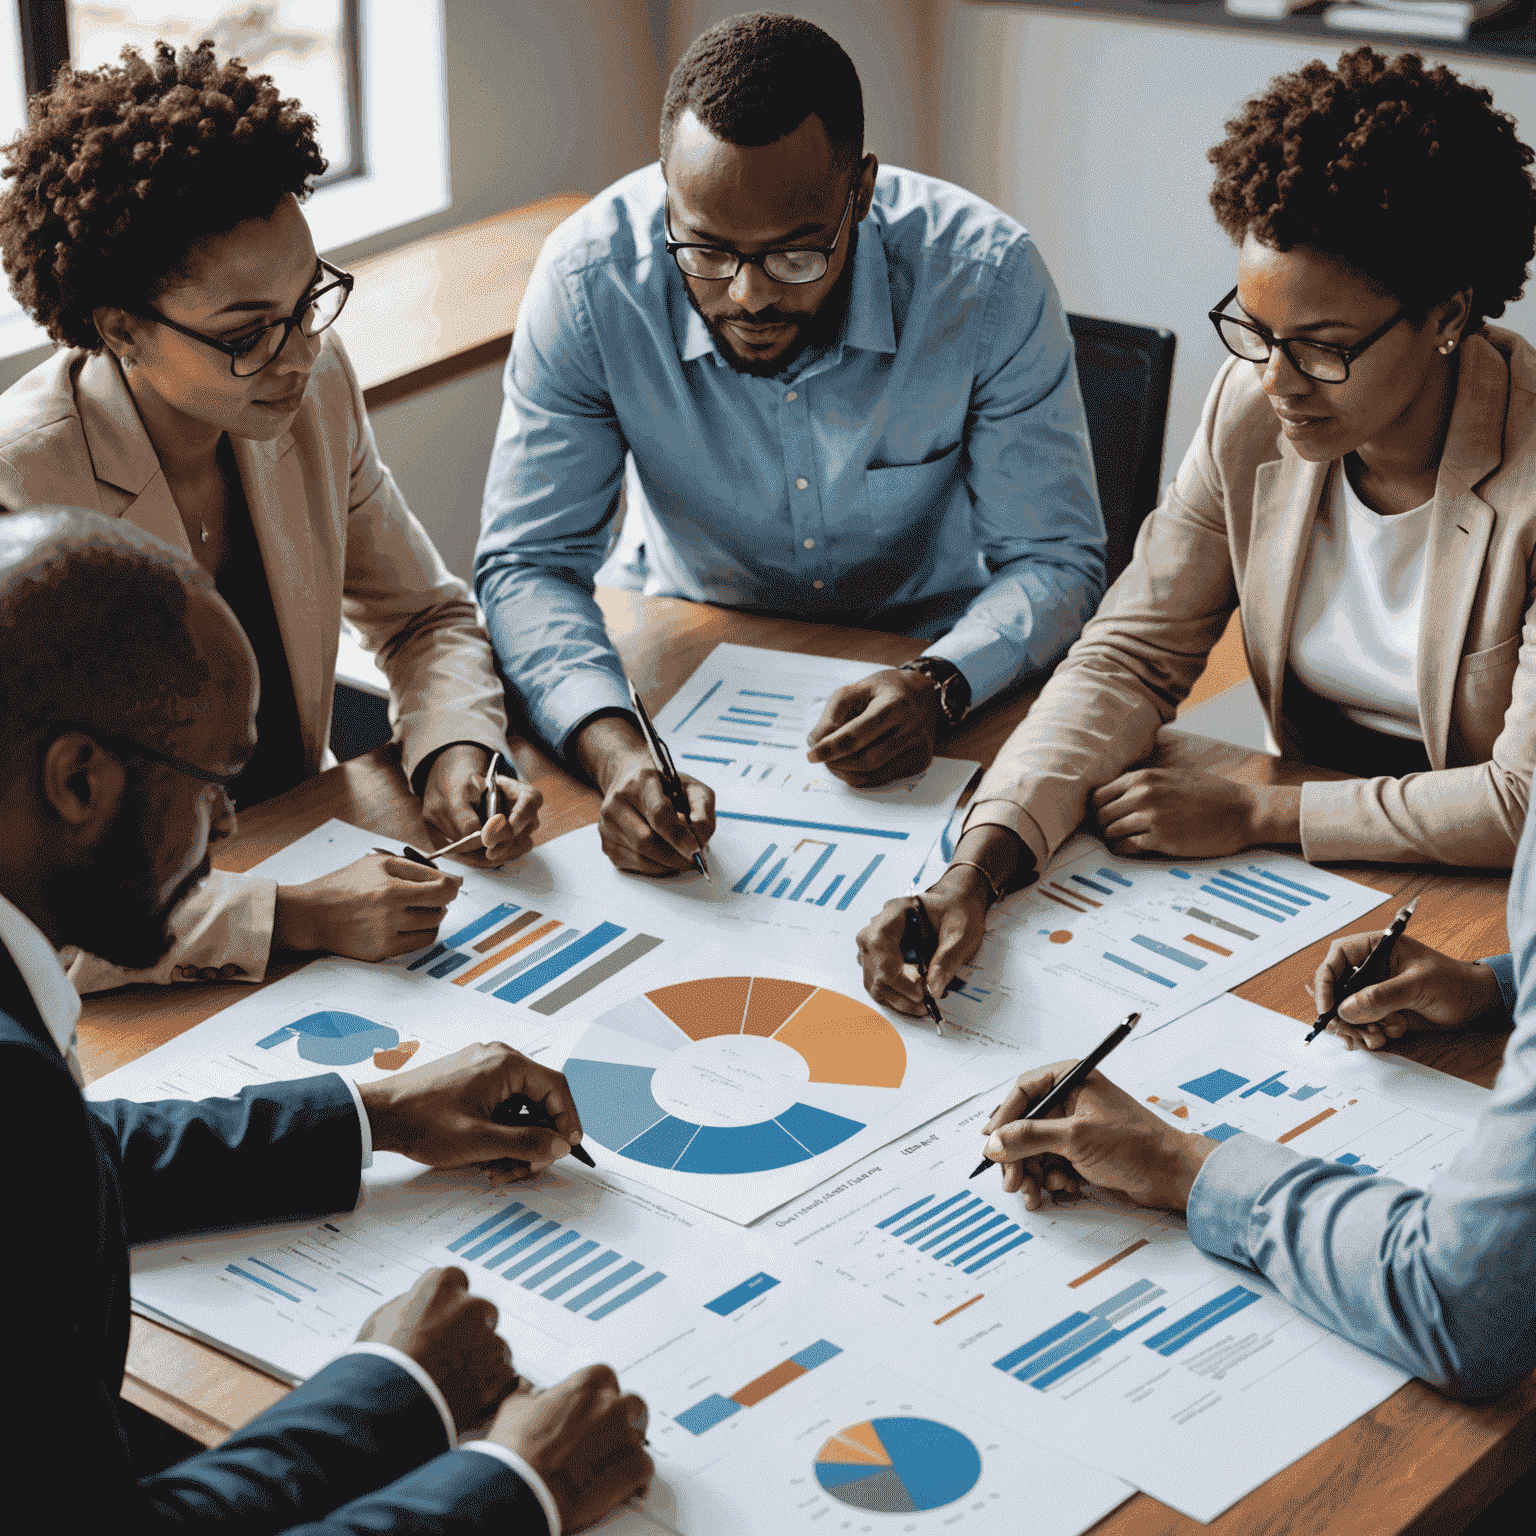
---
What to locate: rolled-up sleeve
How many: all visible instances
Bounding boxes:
[475,250,632,756]
[924,242,1105,707]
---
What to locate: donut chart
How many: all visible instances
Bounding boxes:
[564,977,906,1175]
[814,1417,982,1512]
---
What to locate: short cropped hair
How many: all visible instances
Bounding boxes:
[660,12,863,169]
[1208,47,1536,329]
[0,510,214,785]
[0,40,326,351]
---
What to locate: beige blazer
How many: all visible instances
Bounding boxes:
[967,327,1536,870]
[0,337,510,989]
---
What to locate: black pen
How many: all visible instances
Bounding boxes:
[970,1011,1140,1178]
[901,895,945,1035]
[493,1094,597,1169]
[1306,895,1419,1044]
[372,826,488,868]
[627,679,711,884]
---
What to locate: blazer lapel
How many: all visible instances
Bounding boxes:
[230,433,336,766]
[1244,450,1332,745]
[74,353,188,551]
[1418,335,1507,767]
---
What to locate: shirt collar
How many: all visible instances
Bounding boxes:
[0,890,81,1063]
[674,213,898,366]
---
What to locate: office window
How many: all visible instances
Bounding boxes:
[46,2,363,181]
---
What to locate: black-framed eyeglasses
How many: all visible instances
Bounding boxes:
[44,723,244,792]
[139,259,355,377]
[664,181,858,285]
[1208,286,1404,384]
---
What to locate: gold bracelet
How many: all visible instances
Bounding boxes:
[943,858,1003,907]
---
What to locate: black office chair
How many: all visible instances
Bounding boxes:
[1067,313,1176,588]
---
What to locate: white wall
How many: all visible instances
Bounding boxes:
[933,1,1536,483]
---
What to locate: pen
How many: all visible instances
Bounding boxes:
[480,750,505,826]
[371,826,488,868]
[900,895,945,1035]
[493,1093,597,1169]
[1305,894,1419,1044]
[627,678,712,884]
[969,1011,1140,1178]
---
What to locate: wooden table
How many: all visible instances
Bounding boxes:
[82,593,1536,1534]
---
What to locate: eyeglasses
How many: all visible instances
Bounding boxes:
[664,182,858,285]
[140,259,355,377]
[1208,286,1405,384]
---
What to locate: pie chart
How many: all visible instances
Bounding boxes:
[563,976,905,1175]
[814,1417,982,1512]
[254,1011,419,1071]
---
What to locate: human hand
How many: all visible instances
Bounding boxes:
[806,668,939,786]
[273,853,462,959]
[575,717,714,876]
[358,1042,585,1178]
[486,1365,652,1532]
[422,743,542,867]
[356,1267,517,1436]
[857,875,989,1016]
[978,1063,1217,1211]
[1091,769,1294,856]
[1307,933,1504,1051]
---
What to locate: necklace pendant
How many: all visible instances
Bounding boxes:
[200,524,209,544]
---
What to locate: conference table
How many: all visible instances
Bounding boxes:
[80,592,1536,1535]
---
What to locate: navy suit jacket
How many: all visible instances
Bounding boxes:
[0,944,550,1533]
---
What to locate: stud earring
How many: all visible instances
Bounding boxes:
[1439,339,1458,355]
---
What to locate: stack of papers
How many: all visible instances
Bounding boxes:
[1323,0,1523,39]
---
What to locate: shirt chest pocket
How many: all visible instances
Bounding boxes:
[862,443,964,525]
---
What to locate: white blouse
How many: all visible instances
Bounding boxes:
[1289,463,1433,741]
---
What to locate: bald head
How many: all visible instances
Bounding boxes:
[0,508,254,782]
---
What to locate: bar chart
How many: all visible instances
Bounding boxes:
[676,1339,843,1434]
[719,809,905,914]
[873,1188,1035,1277]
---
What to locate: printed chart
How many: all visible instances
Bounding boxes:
[933,836,1388,1057]
[561,968,997,1224]
[647,1361,1129,1536]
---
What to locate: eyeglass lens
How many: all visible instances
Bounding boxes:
[231,281,350,376]
[1214,315,1349,383]
[673,247,829,284]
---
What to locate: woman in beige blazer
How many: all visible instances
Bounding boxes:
[860,47,1536,1015]
[0,43,541,992]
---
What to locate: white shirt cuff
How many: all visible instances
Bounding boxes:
[461,1441,563,1536]
[341,1342,456,1447]
[342,1077,374,1168]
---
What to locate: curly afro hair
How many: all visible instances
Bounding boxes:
[0,40,326,351]
[661,12,863,169]
[1208,47,1536,329]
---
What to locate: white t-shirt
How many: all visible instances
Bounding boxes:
[1289,463,1433,741]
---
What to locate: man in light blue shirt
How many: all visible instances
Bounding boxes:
[475,14,1103,875]
[977,839,1536,1398]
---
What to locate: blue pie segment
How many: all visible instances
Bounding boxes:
[256,1011,398,1067]
[814,1417,982,1513]
[563,1057,866,1174]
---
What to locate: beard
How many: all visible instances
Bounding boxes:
[44,779,212,972]
[685,224,860,378]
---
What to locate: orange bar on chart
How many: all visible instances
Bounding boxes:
[452,918,560,985]
[647,976,752,1040]
[1278,1107,1337,1144]
[1051,881,1100,908]
[1040,889,1086,914]
[731,1358,807,1407]
[1184,932,1233,957]
[934,1294,985,1325]
[1068,1238,1150,1289]
[774,989,906,1087]
[742,977,817,1037]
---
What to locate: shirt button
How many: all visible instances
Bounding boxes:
[803,538,816,549]
[786,390,798,402]
[795,477,809,490]
[813,579,825,589]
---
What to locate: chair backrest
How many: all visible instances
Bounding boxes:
[1067,313,1176,587]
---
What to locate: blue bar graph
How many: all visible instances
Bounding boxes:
[447,1202,525,1254]
[1201,883,1285,921]
[755,859,788,894]
[589,1270,667,1320]
[566,1259,642,1313]
[1219,868,1309,906]
[993,1279,1170,1389]
[891,1191,968,1236]
[716,810,909,841]
[835,854,885,911]
[1097,868,1134,887]
[228,1263,302,1303]
[465,1210,538,1261]
[407,903,523,972]
[815,875,844,906]
[789,844,836,900]
[675,1339,843,1435]
[545,1250,621,1300]
[772,878,791,897]
[1072,874,1115,896]
[1104,951,1177,988]
[706,1273,781,1315]
[1239,1071,1288,1099]
[877,1194,934,1228]
[248,1256,316,1292]
[1248,864,1329,900]
[681,753,733,765]
[475,930,580,994]
[1146,1286,1262,1355]
[1209,876,1298,916]
[495,922,625,1004]
[1131,934,1207,971]
[880,1190,1036,1275]
[732,843,778,894]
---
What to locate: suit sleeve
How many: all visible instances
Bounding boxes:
[959,362,1241,868]
[327,338,511,787]
[95,1073,362,1242]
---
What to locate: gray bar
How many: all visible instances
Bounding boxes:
[530,934,664,1016]
[1091,1277,1156,1320]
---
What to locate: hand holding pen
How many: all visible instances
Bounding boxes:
[626,680,714,883]
[1305,896,1419,1043]
[382,749,540,868]
[900,895,947,1034]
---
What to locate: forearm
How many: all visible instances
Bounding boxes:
[933,824,1033,902]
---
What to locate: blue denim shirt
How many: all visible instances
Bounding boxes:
[1189,844,1536,1396]
[474,164,1105,755]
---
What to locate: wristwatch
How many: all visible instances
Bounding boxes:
[899,657,972,730]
